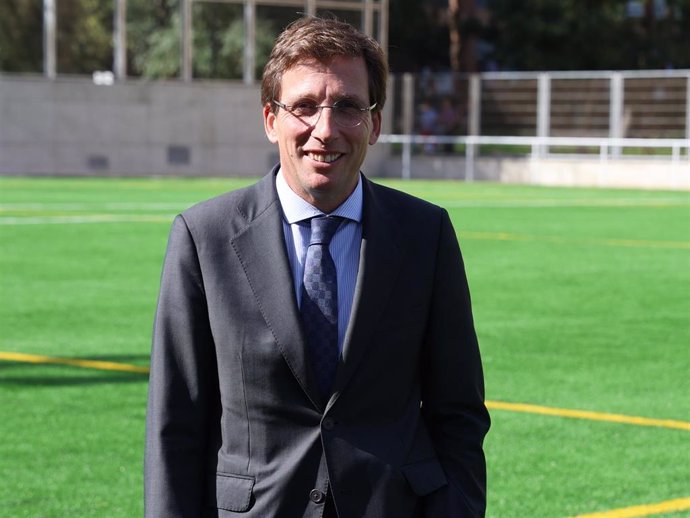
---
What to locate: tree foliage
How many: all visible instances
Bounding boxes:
[0,0,114,74]
[190,2,276,80]
[483,0,690,70]
[127,0,181,78]
[0,0,279,78]
[57,0,113,73]
[0,0,43,72]
[388,0,449,73]
[1,0,689,76]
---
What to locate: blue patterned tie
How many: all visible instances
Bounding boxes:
[301,216,342,401]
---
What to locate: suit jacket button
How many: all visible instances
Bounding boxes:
[322,417,336,430]
[309,489,326,504]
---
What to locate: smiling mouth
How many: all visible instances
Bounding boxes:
[305,152,343,164]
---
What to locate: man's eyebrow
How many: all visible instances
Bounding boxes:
[283,94,316,103]
[334,94,368,104]
[282,93,368,105]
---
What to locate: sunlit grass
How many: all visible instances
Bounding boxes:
[1,176,688,517]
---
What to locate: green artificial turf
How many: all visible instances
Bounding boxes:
[1,176,688,517]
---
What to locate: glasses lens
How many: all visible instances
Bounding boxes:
[291,104,319,120]
[333,107,363,128]
[280,101,370,128]
[334,102,365,128]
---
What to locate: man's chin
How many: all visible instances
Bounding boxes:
[305,178,358,212]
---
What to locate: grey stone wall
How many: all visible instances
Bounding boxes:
[0,76,278,176]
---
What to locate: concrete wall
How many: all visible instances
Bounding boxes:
[378,155,690,190]
[0,75,277,176]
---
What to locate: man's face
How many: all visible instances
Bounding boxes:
[263,56,381,213]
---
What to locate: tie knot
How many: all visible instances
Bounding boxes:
[309,216,342,246]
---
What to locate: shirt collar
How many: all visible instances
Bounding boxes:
[276,168,363,224]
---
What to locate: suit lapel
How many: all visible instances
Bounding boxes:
[230,173,322,409]
[230,173,405,410]
[329,179,403,407]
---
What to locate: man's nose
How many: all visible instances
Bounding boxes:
[310,107,338,139]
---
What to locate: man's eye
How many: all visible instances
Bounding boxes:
[334,100,361,112]
[292,103,319,115]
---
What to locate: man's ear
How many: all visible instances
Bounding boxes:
[263,104,279,144]
[368,110,382,145]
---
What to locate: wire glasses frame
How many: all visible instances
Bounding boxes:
[272,99,377,128]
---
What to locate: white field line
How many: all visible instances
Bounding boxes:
[429,198,690,208]
[0,202,191,211]
[1,198,688,213]
[0,214,176,224]
[0,202,187,224]
[1,198,687,225]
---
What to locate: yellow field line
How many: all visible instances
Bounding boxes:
[3,353,687,518]
[2,351,689,432]
[459,230,690,250]
[486,401,690,431]
[567,496,690,518]
[0,351,149,374]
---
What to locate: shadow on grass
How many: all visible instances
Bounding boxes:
[0,354,150,386]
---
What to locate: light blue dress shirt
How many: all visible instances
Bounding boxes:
[276,169,362,351]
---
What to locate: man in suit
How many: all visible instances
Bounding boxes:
[145,16,490,518]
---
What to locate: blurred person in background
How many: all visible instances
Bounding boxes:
[417,100,439,153]
[145,16,489,518]
[438,97,461,153]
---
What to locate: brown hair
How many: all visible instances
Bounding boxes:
[261,16,388,112]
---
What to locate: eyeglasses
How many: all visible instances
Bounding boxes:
[272,99,377,128]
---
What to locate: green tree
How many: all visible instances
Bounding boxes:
[0,0,43,72]
[635,0,690,69]
[128,0,181,78]
[192,2,275,80]
[57,0,113,74]
[483,0,690,70]
[0,0,113,74]
[127,0,280,80]
[3,1,689,76]
[388,0,450,72]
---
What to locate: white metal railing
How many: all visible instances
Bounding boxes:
[377,134,690,180]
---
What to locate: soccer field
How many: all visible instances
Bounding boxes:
[1,176,688,518]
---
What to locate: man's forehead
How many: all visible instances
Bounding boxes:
[289,54,361,68]
[279,56,369,97]
[283,56,366,75]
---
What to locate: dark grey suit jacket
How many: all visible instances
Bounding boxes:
[145,169,490,517]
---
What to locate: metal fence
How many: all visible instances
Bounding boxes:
[42,0,389,84]
[377,134,690,181]
[390,69,690,141]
